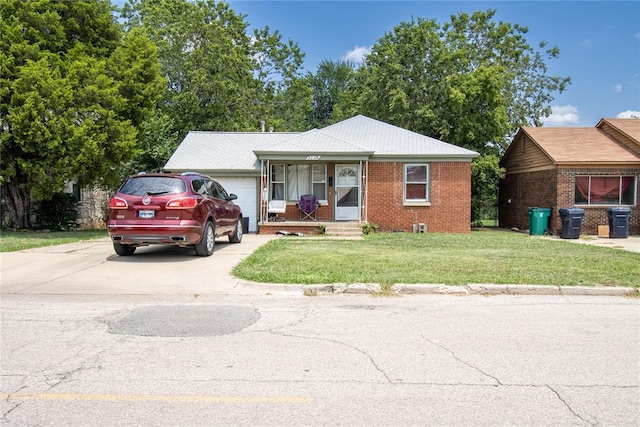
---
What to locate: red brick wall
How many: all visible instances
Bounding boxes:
[367,162,472,233]
[557,168,639,235]
[500,168,639,235]
[499,169,557,231]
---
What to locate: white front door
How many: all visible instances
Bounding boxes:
[335,164,360,221]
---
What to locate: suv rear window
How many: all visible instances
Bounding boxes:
[119,177,187,196]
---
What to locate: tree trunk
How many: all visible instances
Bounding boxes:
[1,183,32,229]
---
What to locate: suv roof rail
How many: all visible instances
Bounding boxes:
[180,171,201,176]
[137,171,147,175]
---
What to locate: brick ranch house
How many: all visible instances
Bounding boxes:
[163,115,479,234]
[499,118,640,236]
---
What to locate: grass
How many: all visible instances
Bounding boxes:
[233,230,640,287]
[0,229,108,252]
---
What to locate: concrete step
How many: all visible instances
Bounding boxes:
[324,223,362,237]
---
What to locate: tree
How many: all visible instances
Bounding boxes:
[306,60,357,128]
[119,0,310,174]
[347,10,570,151]
[0,0,163,228]
[251,26,311,132]
[335,9,570,222]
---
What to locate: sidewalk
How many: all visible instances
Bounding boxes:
[543,234,640,253]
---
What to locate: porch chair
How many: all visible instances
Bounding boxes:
[298,194,318,221]
[267,199,287,221]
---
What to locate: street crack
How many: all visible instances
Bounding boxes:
[421,334,502,385]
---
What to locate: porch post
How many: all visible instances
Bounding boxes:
[362,160,369,223]
[260,160,269,225]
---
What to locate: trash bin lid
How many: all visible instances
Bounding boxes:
[559,207,585,216]
[607,206,631,213]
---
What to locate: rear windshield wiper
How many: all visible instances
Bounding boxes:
[146,191,171,196]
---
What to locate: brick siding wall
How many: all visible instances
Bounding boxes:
[367,162,472,233]
[500,168,639,235]
[498,169,557,231]
[557,168,639,235]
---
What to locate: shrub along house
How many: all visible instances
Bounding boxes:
[499,118,640,235]
[164,115,479,234]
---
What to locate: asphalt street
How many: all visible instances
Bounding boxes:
[1,235,639,426]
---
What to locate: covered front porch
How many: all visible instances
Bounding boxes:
[254,146,372,233]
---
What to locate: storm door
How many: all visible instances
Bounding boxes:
[334,164,360,220]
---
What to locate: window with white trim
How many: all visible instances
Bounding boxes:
[404,164,430,202]
[575,176,636,205]
[270,164,285,200]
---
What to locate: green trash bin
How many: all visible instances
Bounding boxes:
[528,207,552,236]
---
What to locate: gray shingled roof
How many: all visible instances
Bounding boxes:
[321,115,478,156]
[164,132,297,171]
[164,115,478,172]
[256,128,370,153]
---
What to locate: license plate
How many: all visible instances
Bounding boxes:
[138,210,155,218]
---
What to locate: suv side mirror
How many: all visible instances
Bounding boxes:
[228,194,238,201]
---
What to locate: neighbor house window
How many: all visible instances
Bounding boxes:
[575,176,636,205]
[404,164,430,202]
[271,163,327,202]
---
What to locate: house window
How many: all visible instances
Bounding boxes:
[575,176,636,205]
[271,163,327,202]
[312,164,327,200]
[404,164,430,202]
[287,165,310,200]
[270,164,285,200]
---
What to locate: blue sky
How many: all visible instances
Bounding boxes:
[226,0,640,127]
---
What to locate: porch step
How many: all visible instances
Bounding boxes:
[324,222,362,237]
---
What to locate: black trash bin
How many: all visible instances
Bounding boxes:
[608,207,631,238]
[241,217,249,234]
[558,208,585,239]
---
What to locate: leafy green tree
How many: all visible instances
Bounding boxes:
[120,0,310,173]
[335,10,569,222]
[121,0,257,134]
[306,60,357,128]
[347,10,569,152]
[252,26,311,131]
[471,154,505,226]
[1,0,164,228]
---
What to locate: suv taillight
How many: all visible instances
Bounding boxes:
[109,197,128,209]
[166,197,198,209]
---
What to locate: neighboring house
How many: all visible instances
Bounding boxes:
[164,115,479,234]
[499,118,640,235]
[63,181,110,229]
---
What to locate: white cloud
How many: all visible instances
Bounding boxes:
[617,110,640,118]
[614,84,623,93]
[342,46,371,64]
[580,39,592,47]
[635,32,640,39]
[542,105,580,126]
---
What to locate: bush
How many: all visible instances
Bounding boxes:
[35,192,79,231]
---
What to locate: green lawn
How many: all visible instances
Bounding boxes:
[0,230,108,252]
[233,230,640,287]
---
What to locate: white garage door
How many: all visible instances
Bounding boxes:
[215,177,258,233]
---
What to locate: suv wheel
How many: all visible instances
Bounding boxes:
[194,221,215,256]
[113,242,136,256]
[229,218,243,243]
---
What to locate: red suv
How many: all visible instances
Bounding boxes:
[107,172,243,256]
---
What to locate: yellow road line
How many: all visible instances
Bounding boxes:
[0,393,311,404]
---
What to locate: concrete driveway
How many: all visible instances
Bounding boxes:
[0,234,279,296]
